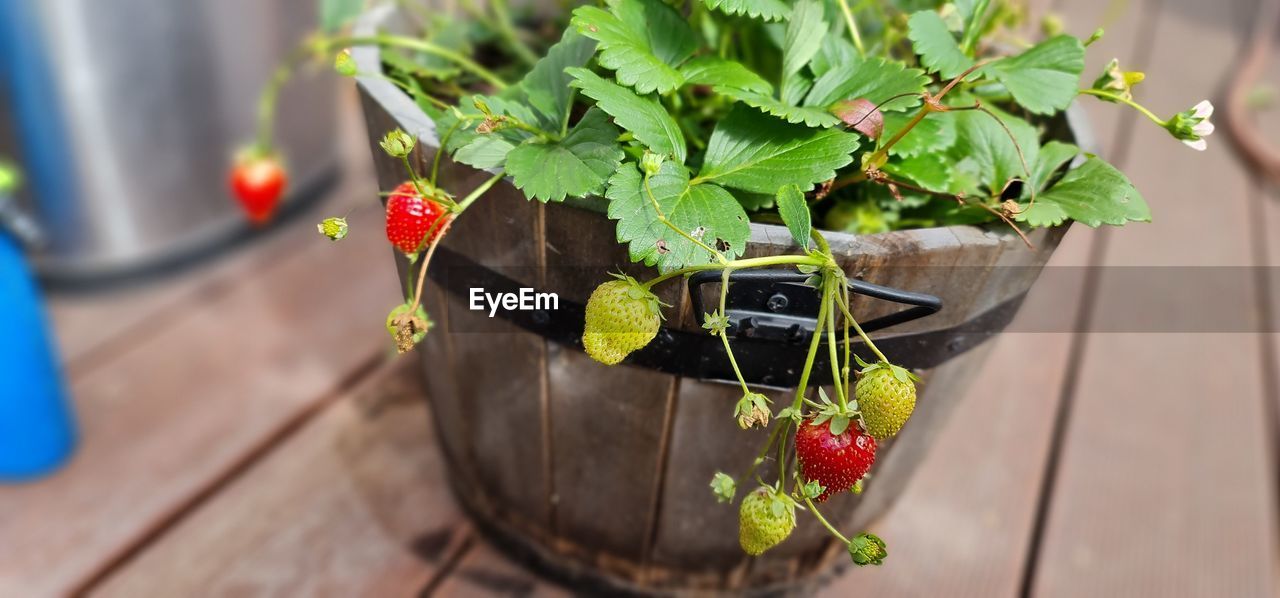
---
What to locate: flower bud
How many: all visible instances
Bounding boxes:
[641,151,665,176]
[1164,100,1214,151]
[380,129,416,158]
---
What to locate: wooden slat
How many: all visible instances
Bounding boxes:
[90,360,457,597]
[1031,0,1280,595]
[0,178,400,596]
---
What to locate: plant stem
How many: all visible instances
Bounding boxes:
[644,175,729,265]
[453,171,506,213]
[834,293,888,363]
[790,281,831,411]
[804,496,851,544]
[960,0,991,56]
[488,0,540,67]
[432,119,466,187]
[340,34,509,89]
[641,254,827,289]
[1078,88,1167,126]
[824,275,846,409]
[254,45,312,154]
[719,268,752,394]
[836,0,865,56]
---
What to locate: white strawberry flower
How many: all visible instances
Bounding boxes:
[1166,99,1214,151]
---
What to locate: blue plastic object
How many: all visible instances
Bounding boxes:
[0,231,76,481]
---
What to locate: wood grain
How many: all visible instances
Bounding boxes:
[1,178,400,597]
[91,360,457,597]
[1031,0,1280,595]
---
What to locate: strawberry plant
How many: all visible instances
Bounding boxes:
[241,0,1212,569]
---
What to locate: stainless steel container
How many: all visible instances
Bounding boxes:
[0,0,341,284]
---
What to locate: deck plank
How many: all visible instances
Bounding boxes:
[817,0,1146,593]
[90,360,456,597]
[1030,0,1280,595]
[0,181,399,596]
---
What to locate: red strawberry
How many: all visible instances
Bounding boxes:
[795,418,876,502]
[385,181,450,254]
[229,154,287,224]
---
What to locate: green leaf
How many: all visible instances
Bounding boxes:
[805,56,929,112]
[505,108,625,202]
[949,105,1039,193]
[782,0,827,101]
[679,56,772,94]
[516,29,598,130]
[882,112,957,158]
[1017,157,1149,227]
[695,107,861,194]
[714,86,841,127]
[811,36,859,79]
[883,153,952,193]
[571,0,696,94]
[1026,141,1079,195]
[775,184,812,249]
[319,0,362,32]
[702,0,790,21]
[568,68,687,163]
[454,135,517,169]
[607,161,751,272]
[984,35,1085,115]
[907,10,973,79]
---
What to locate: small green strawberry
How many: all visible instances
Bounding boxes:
[334,48,357,76]
[582,275,662,365]
[317,217,348,241]
[855,361,919,440]
[738,487,796,556]
[847,532,887,566]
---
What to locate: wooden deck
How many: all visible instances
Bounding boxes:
[5,0,1278,595]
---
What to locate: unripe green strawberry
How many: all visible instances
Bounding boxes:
[738,488,795,556]
[847,532,887,566]
[855,363,917,440]
[582,276,661,365]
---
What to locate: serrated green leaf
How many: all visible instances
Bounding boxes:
[775,184,811,249]
[695,107,861,194]
[883,152,952,192]
[607,161,751,272]
[882,112,957,158]
[984,35,1085,115]
[568,68,687,163]
[571,0,696,94]
[805,56,928,112]
[811,36,859,78]
[505,109,624,202]
[702,0,790,21]
[1025,140,1079,196]
[680,56,772,94]
[1017,157,1149,227]
[319,0,362,32]
[782,0,827,101]
[949,105,1039,193]
[714,86,841,127]
[907,10,974,79]
[453,135,517,169]
[516,29,598,130]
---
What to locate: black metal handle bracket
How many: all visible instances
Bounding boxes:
[687,269,943,345]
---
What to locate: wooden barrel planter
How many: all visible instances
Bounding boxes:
[352,7,1079,595]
